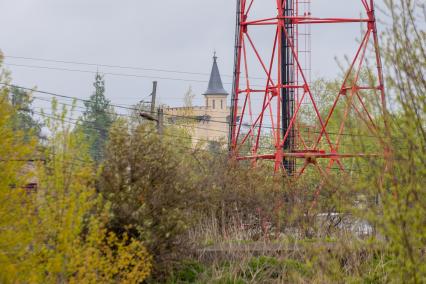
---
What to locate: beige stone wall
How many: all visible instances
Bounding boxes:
[164,95,232,147]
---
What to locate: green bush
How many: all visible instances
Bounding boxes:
[172,260,206,283]
[245,256,282,279]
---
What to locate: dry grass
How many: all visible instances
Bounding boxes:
[171,214,391,283]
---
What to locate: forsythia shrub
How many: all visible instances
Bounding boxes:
[0,59,152,284]
[0,56,39,282]
[31,101,152,283]
[69,216,152,283]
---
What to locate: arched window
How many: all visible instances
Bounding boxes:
[212,100,216,109]
[221,100,223,109]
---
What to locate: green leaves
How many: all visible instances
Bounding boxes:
[80,73,116,163]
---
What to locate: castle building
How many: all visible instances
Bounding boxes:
[165,54,236,147]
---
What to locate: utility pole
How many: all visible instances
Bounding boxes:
[150,81,157,115]
[157,108,164,135]
[140,81,163,135]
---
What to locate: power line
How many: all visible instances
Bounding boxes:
[33,96,130,118]
[31,110,254,155]
[31,100,248,147]
[33,95,381,142]
[3,82,395,141]
[34,104,387,153]
[5,63,215,84]
[31,100,371,150]
[7,83,237,123]
[4,55,265,80]
[4,62,265,88]
[1,61,400,142]
[28,103,405,172]
[5,55,215,76]
[31,109,376,175]
[34,95,147,116]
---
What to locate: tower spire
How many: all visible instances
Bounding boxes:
[204,52,228,96]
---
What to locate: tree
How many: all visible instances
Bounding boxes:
[183,85,196,108]
[100,120,200,278]
[0,60,38,282]
[9,86,42,141]
[181,86,196,123]
[81,73,115,163]
[0,98,152,283]
[350,0,426,282]
[377,0,425,281]
[38,101,152,283]
[100,119,288,279]
[0,51,152,281]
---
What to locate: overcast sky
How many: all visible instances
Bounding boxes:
[0,0,386,113]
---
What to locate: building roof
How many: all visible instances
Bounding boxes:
[204,53,228,96]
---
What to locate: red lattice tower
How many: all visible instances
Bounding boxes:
[229,0,387,177]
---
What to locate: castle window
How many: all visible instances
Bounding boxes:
[213,100,216,109]
[221,100,223,109]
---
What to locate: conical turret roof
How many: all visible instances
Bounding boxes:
[204,53,228,96]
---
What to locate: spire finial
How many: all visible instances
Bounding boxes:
[213,50,217,62]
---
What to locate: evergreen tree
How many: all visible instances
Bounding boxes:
[9,87,42,141]
[81,73,115,163]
